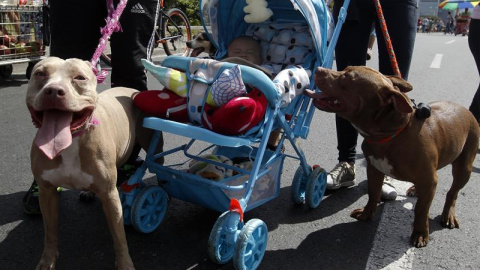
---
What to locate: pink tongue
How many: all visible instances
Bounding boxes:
[35,111,73,159]
[191,47,205,57]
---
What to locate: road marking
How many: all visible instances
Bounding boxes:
[365,181,416,270]
[446,40,456,44]
[430,54,443,69]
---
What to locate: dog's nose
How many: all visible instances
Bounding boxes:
[44,86,66,97]
[315,67,325,75]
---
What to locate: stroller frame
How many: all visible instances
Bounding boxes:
[119,0,351,269]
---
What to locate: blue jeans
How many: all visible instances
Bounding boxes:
[332,0,418,163]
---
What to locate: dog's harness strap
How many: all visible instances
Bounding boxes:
[90,0,128,83]
[374,0,402,78]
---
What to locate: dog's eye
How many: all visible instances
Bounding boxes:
[74,75,87,81]
[34,71,47,77]
[342,73,354,80]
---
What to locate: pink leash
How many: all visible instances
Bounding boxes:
[373,0,402,78]
[90,0,128,83]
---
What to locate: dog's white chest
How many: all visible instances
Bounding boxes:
[367,156,394,176]
[41,139,94,190]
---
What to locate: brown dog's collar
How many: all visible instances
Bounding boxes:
[365,124,407,144]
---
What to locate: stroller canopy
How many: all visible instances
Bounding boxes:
[200,0,329,66]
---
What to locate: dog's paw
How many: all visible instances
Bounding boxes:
[36,250,58,270]
[410,231,429,248]
[79,191,96,203]
[350,208,373,220]
[116,257,135,270]
[406,185,417,197]
[441,208,460,229]
[36,261,56,270]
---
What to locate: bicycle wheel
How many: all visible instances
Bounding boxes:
[160,8,191,56]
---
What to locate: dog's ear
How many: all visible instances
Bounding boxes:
[381,87,414,113]
[386,75,413,93]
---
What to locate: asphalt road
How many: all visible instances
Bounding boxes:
[1,32,480,270]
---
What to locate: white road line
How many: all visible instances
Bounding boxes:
[365,181,416,270]
[446,40,456,44]
[430,54,443,69]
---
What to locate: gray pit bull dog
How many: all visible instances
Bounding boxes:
[305,66,479,248]
[26,57,162,269]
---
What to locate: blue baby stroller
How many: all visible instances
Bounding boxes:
[120,0,350,269]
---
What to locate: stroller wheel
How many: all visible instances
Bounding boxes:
[233,219,268,270]
[208,211,242,264]
[306,166,327,209]
[131,186,168,233]
[291,166,308,204]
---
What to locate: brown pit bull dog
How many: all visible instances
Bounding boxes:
[305,66,479,248]
[26,57,161,269]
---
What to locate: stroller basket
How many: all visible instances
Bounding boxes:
[149,145,284,213]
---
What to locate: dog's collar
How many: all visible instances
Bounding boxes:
[72,114,100,138]
[365,124,407,144]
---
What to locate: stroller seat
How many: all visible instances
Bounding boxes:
[140,56,281,146]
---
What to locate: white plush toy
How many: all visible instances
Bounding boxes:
[272,66,311,108]
[244,0,273,23]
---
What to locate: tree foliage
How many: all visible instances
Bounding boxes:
[164,0,201,25]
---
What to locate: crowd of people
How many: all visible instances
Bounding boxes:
[418,8,473,35]
[418,16,445,33]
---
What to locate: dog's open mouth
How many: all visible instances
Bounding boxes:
[29,106,95,159]
[190,47,205,57]
[308,92,346,112]
[29,106,94,131]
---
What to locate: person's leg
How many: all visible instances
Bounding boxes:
[49,0,106,60]
[367,25,376,60]
[333,0,373,162]
[374,0,417,199]
[375,0,417,80]
[111,0,159,180]
[468,19,480,123]
[329,0,374,189]
[110,0,157,91]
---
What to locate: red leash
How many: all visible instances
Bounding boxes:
[374,0,402,78]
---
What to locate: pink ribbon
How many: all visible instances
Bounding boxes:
[91,0,129,83]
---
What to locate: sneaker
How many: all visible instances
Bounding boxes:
[326,162,356,190]
[23,181,62,215]
[381,176,398,200]
[23,180,41,215]
[117,157,144,183]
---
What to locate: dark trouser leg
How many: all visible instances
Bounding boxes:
[375,0,418,80]
[110,0,157,91]
[49,0,107,60]
[468,19,480,123]
[333,0,372,163]
[111,0,159,164]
